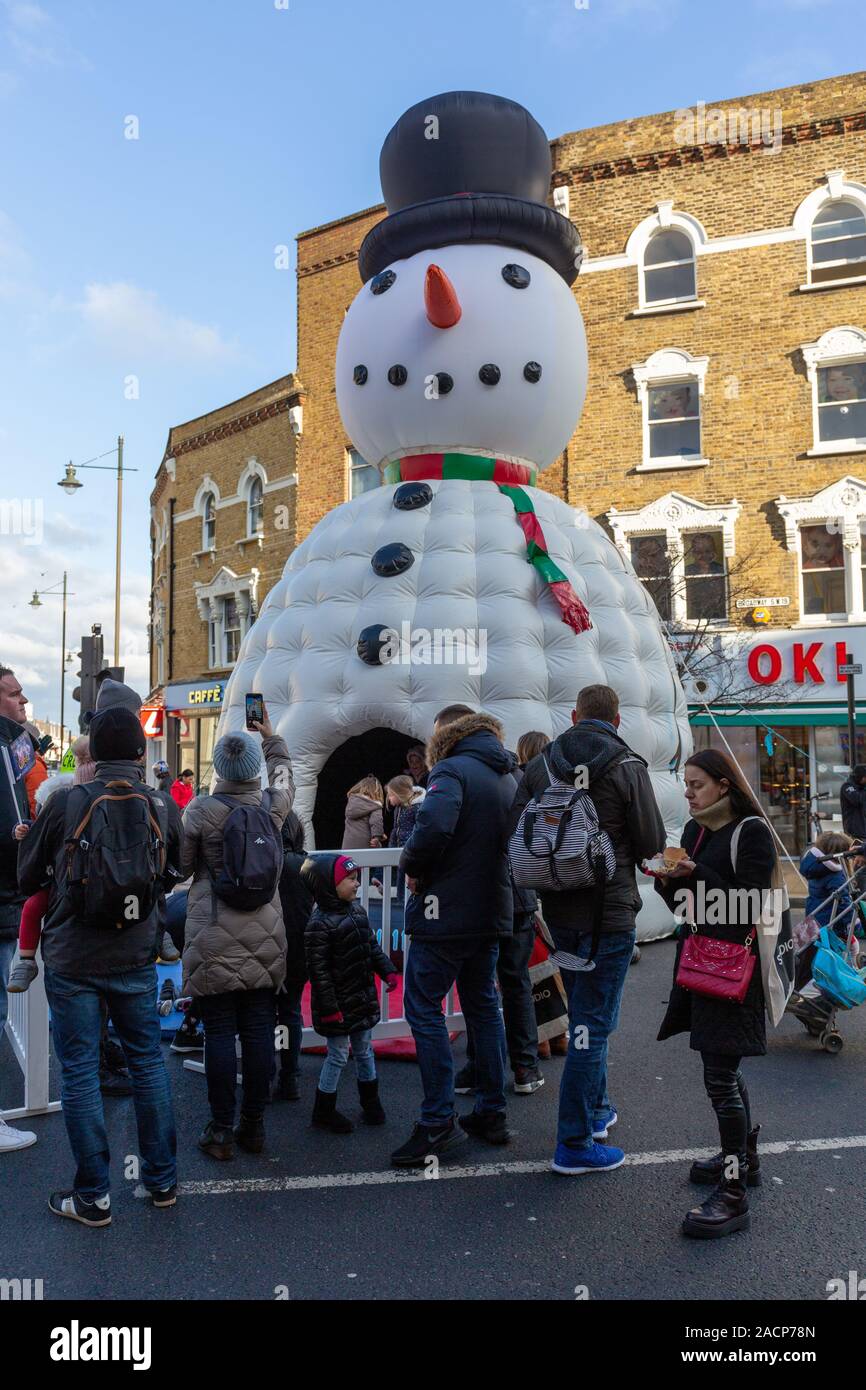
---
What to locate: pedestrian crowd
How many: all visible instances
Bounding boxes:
[0,662,835,1240]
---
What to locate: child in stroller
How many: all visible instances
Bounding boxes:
[788,832,866,1050]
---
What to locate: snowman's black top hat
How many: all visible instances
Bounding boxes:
[358,91,582,286]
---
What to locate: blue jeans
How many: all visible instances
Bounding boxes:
[0,937,16,1036]
[198,988,276,1127]
[44,966,177,1200]
[556,929,635,1150]
[318,1027,376,1093]
[404,938,506,1126]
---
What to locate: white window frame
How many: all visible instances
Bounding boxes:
[777,476,866,625]
[631,347,710,471]
[195,566,260,670]
[201,491,216,551]
[800,326,866,457]
[346,447,380,500]
[608,492,740,629]
[642,228,697,309]
[626,203,706,315]
[247,475,264,536]
[800,171,866,289]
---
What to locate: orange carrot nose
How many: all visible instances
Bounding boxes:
[424,264,462,328]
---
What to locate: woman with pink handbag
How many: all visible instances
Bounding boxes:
[650,749,790,1242]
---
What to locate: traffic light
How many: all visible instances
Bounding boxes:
[71,628,106,731]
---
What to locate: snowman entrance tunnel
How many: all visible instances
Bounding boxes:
[221,91,691,938]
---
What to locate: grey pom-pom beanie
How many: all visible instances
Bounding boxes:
[213,730,262,783]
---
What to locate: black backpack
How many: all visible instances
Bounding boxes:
[209,792,283,910]
[63,779,167,930]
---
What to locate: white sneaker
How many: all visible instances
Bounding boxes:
[0,1114,37,1151]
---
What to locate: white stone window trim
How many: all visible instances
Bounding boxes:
[794,170,866,289]
[607,490,740,629]
[195,566,261,670]
[631,347,710,471]
[800,325,866,456]
[777,475,866,625]
[625,203,704,312]
[629,300,706,319]
[579,172,866,277]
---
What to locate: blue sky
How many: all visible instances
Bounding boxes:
[0,0,860,722]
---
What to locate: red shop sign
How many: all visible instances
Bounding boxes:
[747,640,848,686]
[140,706,164,738]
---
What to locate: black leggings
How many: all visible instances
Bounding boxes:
[701,1051,751,1168]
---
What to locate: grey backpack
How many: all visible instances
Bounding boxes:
[508,755,617,892]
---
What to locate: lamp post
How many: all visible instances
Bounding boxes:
[29,572,75,762]
[57,437,137,666]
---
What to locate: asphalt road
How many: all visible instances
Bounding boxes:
[2,936,865,1303]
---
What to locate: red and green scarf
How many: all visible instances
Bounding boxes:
[384,452,591,635]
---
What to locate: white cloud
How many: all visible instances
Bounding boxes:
[80,282,238,365]
[2,0,90,70]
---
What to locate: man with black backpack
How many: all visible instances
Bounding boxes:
[18,702,184,1225]
[510,685,665,1177]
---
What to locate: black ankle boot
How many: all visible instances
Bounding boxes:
[234,1114,265,1154]
[690,1125,761,1186]
[273,1069,300,1103]
[312,1088,354,1134]
[198,1120,235,1161]
[683,1168,750,1240]
[358,1079,386,1125]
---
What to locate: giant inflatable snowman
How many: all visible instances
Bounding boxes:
[222,91,691,937]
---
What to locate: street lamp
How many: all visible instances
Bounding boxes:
[57,437,137,666]
[30,572,75,763]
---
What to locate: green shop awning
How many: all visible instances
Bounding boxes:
[689,702,866,727]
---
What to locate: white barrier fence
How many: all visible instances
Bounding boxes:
[183,848,465,1078]
[3,955,61,1120]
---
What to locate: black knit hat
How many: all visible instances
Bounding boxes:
[89,705,146,762]
[357,91,582,286]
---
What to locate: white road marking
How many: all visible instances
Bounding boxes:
[133,1133,866,1199]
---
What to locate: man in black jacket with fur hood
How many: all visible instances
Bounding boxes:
[511,684,665,1177]
[392,706,516,1167]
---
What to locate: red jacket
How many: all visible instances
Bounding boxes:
[171,778,194,810]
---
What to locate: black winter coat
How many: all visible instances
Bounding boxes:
[279,811,313,986]
[655,816,772,1057]
[510,719,666,939]
[301,853,396,1037]
[400,713,517,943]
[840,775,866,842]
[0,713,30,940]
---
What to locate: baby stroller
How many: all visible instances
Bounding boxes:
[788,880,866,1053]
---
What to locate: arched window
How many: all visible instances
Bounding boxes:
[810,200,866,285]
[202,492,216,550]
[643,229,696,305]
[247,476,264,535]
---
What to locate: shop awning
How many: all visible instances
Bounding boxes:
[690,701,866,727]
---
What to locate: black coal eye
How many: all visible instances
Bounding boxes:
[388,364,408,386]
[394,481,432,510]
[432,372,453,395]
[372,543,414,577]
[523,361,542,383]
[353,364,368,385]
[479,363,501,386]
[502,263,531,289]
[371,269,396,295]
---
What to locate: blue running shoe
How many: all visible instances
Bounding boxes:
[592,1107,618,1140]
[551,1141,625,1175]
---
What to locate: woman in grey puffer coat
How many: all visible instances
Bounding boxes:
[180,712,295,1160]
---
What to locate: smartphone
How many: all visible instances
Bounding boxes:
[245,693,264,729]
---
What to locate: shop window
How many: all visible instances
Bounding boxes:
[630,534,672,621]
[684,531,727,621]
[202,492,216,550]
[643,229,696,306]
[247,476,264,536]
[348,447,379,499]
[648,381,702,462]
[810,200,866,285]
[799,524,846,617]
[816,362,866,446]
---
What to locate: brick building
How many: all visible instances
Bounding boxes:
[292,71,866,851]
[146,375,303,785]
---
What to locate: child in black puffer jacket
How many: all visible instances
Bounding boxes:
[300,853,397,1133]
